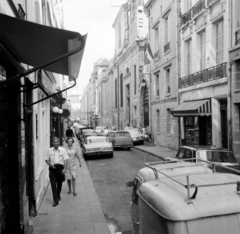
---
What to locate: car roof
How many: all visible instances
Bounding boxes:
[138,173,240,221]
[137,162,212,183]
[180,145,232,152]
[86,136,106,139]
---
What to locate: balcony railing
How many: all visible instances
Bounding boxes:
[179,63,227,88]
[192,0,205,18]
[181,9,192,26]
[164,42,170,53]
[235,29,240,45]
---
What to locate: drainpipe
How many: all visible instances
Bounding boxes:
[228,0,233,150]
[118,66,120,130]
[176,0,181,147]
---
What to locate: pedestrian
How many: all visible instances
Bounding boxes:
[125,124,131,130]
[45,137,69,207]
[66,126,74,138]
[65,137,82,196]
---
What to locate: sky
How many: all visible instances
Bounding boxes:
[63,0,127,95]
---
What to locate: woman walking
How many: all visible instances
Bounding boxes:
[65,137,81,196]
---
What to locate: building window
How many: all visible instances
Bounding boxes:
[156,73,159,97]
[120,74,123,107]
[166,68,170,94]
[186,40,192,75]
[165,16,169,44]
[199,31,206,70]
[216,20,224,64]
[154,27,159,52]
[186,0,192,11]
[118,23,121,49]
[156,109,160,132]
[115,78,117,108]
[167,110,171,134]
[134,65,137,95]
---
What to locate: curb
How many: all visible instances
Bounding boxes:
[133,146,166,161]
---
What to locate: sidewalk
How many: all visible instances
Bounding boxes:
[32,137,111,234]
[133,144,177,160]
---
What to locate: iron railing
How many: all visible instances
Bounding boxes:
[192,0,205,17]
[164,42,170,53]
[179,62,227,88]
[235,29,240,45]
[181,9,192,26]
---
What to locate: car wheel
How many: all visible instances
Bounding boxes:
[127,147,131,151]
[109,152,114,158]
[112,143,115,151]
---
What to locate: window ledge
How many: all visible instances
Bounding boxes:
[156,95,160,99]
[234,89,240,93]
[165,93,171,97]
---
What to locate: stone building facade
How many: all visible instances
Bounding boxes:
[145,0,179,150]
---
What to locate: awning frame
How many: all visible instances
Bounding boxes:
[25,77,76,107]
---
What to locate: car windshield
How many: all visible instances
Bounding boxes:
[87,138,108,144]
[116,132,130,138]
[83,130,94,135]
[128,130,140,136]
[198,150,237,163]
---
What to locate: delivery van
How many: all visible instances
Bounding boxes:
[126,161,213,234]
[138,173,240,234]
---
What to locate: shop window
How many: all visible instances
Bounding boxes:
[185,117,199,145]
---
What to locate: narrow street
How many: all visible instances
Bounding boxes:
[85,147,162,233]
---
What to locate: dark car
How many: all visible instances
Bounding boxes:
[166,145,240,175]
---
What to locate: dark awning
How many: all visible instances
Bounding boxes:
[171,99,211,117]
[0,13,87,80]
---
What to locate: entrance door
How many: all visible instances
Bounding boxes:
[220,99,228,148]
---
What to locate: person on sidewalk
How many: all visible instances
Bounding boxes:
[45,137,69,207]
[65,137,81,196]
[65,126,74,138]
[125,124,131,130]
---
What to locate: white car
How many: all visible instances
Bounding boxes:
[128,129,144,145]
[82,136,113,159]
[95,126,106,133]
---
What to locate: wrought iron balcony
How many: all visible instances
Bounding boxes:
[179,63,227,88]
[164,42,170,53]
[235,29,240,45]
[192,0,205,18]
[181,9,192,26]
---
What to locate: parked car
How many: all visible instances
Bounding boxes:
[138,173,240,234]
[80,129,98,147]
[95,126,106,134]
[127,129,144,145]
[126,161,213,234]
[82,135,113,159]
[99,128,110,136]
[166,145,240,175]
[107,130,133,150]
[77,126,94,141]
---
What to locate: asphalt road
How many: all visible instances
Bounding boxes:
[85,147,162,233]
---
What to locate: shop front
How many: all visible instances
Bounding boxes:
[172,98,228,148]
[0,13,87,234]
[171,99,212,146]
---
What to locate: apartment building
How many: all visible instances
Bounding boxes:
[145,0,179,150]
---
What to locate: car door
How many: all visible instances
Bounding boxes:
[107,132,113,143]
[131,178,142,234]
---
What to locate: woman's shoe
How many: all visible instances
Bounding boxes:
[67,191,71,194]
[73,192,77,196]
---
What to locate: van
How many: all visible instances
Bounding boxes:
[126,161,213,234]
[138,173,240,234]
